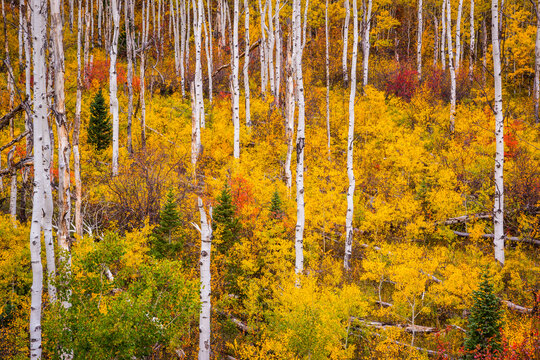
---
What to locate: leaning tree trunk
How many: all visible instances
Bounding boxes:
[110,0,120,176]
[344,0,358,271]
[534,0,540,123]
[74,0,83,237]
[293,0,305,274]
[197,197,212,360]
[362,0,372,88]
[29,0,47,356]
[244,0,251,126]
[232,0,240,158]
[416,0,422,80]
[455,0,463,70]
[342,0,350,85]
[446,0,456,133]
[469,0,475,82]
[491,0,505,266]
[51,0,72,279]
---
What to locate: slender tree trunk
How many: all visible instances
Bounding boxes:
[110,0,120,175]
[482,17,487,85]
[362,0,372,87]
[267,0,275,95]
[274,0,282,103]
[534,0,540,122]
[244,0,251,126]
[469,0,475,81]
[455,0,463,70]
[258,0,267,96]
[446,0,456,133]
[74,0,83,237]
[344,0,358,270]
[51,0,72,277]
[194,0,205,128]
[491,0,504,266]
[173,0,181,77]
[83,0,90,78]
[343,0,350,85]
[97,0,102,46]
[126,0,134,154]
[433,14,439,67]
[293,0,305,274]
[416,0,422,80]
[191,82,201,174]
[231,0,240,158]
[140,0,149,148]
[197,197,212,360]
[203,2,213,102]
[441,0,446,69]
[180,0,186,97]
[29,0,48,356]
[325,0,330,154]
[284,25,295,189]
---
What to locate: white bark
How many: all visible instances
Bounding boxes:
[140,0,149,148]
[455,0,463,70]
[469,0,475,81]
[416,0,422,80]
[194,0,205,128]
[83,0,90,78]
[362,0,372,87]
[534,0,540,122]
[75,0,83,237]
[110,0,120,176]
[274,0,282,102]
[197,197,212,360]
[433,14,439,66]
[267,0,275,95]
[191,82,201,173]
[29,0,47,356]
[126,0,134,154]
[244,0,251,126]
[325,0,330,153]
[446,0,456,133]
[293,0,305,274]
[258,0,267,95]
[343,0,350,85]
[179,0,186,97]
[203,0,213,103]
[284,28,295,189]
[491,0,504,266]
[232,0,240,158]
[344,0,358,270]
[173,0,181,77]
[441,0,446,69]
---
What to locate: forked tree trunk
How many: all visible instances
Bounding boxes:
[344,0,358,270]
[110,0,120,175]
[197,197,212,360]
[446,0,456,133]
[491,0,504,266]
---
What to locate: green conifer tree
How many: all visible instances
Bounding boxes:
[151,190,182,258]
[463,269,504,358]
[269,190,284,219]
[213,183,241,254]
[87,89,112,151]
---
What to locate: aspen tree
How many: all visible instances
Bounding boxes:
[110,0,120,175]
[232,0,240,158]
[362,0,372,87]
[74,0,83,237]
[491,0,504,265]
[325,0,330,153]
[191,82,201,173]
[441,0,446,69]
[433,14,439,66]
[51,0,71,269]
[343,0,350,85]
[196,197,212,360]
[284,24,295,189]
[69,0,74,30]
[259,0,268,95]
[446,0,456,133]
[29,0,48,356]
[97,0,102,46]
[140,0,149,148]
[194,0,205,128]
[469,0,475,81]
[416,0,422,80]
[293,0,305,274]
[172,0,181,77]
[455,0,463,69]
[534,0,540,122]
[244,0,251,126]
[267,0,275,95]
[203,1,213,102]
[125,0,134,154]
[344,0,358,270]
[274,0,282,103]
[83,0,90,76]
[22,0,32,223]
[179,0,186,97]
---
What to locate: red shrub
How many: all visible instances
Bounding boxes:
[385,65,419,102]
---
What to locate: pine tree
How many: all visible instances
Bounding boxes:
[87,88,112,151]
[463,269,503,358]
[270,190,283,219]
[151,189,182,258]
[213,183,241,254]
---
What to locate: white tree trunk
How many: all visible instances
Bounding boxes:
[267,0,275,95]
[173,0,181,77]
[126,0,134,154]
[491,0,504,265]
[74,0,83,237]
[293,0,305,274]
[534,0,540,122]
[194,0,205,128]
[469,0,475,81]
[446,0,456,133]
[433,14,439,66]
[362,0,372,87]
[232,0,240,158]
[179,0,186,97]
[110,0,120,176]
[325,0,330,153]
[284,29,295,189]
[344,0,358,270]
[83,0,90,78]
[274,0,282,103]
[29,0,47,356]
[197,197,212,360]
[455,0,463,70]
[258,0,267,96]
[343,0,350,85]
[441,0,446,69]
[416,0,422,80]
[191,82,201,174]
[244,0,251,126]
[203,0,213,103]
[140,0,149,148]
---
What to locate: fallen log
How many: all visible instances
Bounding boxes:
[438,213,492,225]
[502,300,533,314]
[453,231,540,246]
[353,317,437,334]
